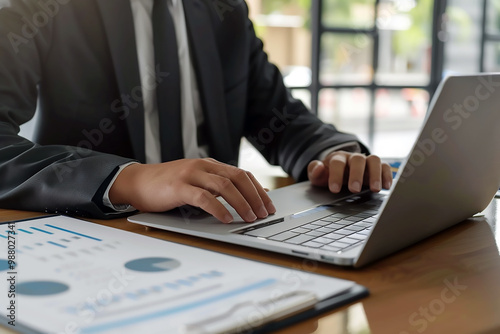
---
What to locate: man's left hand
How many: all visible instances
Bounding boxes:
[307,151,393,193]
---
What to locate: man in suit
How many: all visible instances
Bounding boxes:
[0,0,392,222]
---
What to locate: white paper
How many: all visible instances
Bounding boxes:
[0,216,356,334]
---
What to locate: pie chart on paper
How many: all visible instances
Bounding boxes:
[17,281,70,296]
[124,257,181,272]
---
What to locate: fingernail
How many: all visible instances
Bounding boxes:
[246,210,257,222]
[373,181,381,192]
[266,201,277,214]
[384,180,393,189]
[330,183,341,193]
[351,182,361,192]
[257,205,268,218]
[224,214,233,224]
[311,163,320,175]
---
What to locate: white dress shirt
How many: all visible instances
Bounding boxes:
[131,0,207,163]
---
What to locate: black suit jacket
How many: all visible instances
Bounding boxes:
[0,0,366,218]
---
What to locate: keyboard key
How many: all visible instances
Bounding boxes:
[320,216,341,223]
[325,223,345,230]
[290,227,311,234]
[316,227,335,233]
[330,213,351,218]
[363,217,377,223]
[323,232,345,240]
[302,241,323,248]
[353,221,373,228]
[321,245,342,252]
[334,229,355,235]
[337,237,360,245]
[268,231,298,241]
[301,223,321,230]
[284,234,317,245]
[352,212,375,218]
[328,241,351,249]
[311,237,334,244]
[343,225,365,232]
[357,229,371,235]
[309,220,330,227]
[349,233,368,240]
[305,230,325,237]
[343,216,365,222]
[335,220,353,226]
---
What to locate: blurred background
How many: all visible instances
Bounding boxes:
[240,0,500,176]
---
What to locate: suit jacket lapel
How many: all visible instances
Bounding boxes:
[183,0,234,163]
[96,0,146,162]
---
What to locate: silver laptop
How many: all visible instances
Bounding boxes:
[129,74,500,268]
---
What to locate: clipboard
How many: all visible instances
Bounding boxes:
[0,216,368,334]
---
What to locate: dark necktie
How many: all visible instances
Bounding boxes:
[152,0,184,161]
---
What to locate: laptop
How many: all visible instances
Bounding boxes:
[129,74,500,268]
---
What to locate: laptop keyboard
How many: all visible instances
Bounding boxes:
[239,195,384,253]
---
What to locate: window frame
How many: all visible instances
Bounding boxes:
[286,0,448,147]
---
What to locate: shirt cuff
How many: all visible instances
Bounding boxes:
[317,141,362,161]
[102,162,139,213]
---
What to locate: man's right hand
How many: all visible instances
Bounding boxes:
[109,158,276,223]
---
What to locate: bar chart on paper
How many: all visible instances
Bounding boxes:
[0,216,358,334]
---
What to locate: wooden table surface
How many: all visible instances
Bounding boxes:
[1,178,499,334]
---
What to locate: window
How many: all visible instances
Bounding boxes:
[481,0,500,71]
[248,0,496,158]
[310,0,444,157]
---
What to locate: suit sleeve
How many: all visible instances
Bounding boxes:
[241,6,369,181]
[0,2,134,219]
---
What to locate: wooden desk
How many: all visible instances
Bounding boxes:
[1,193,499,333]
